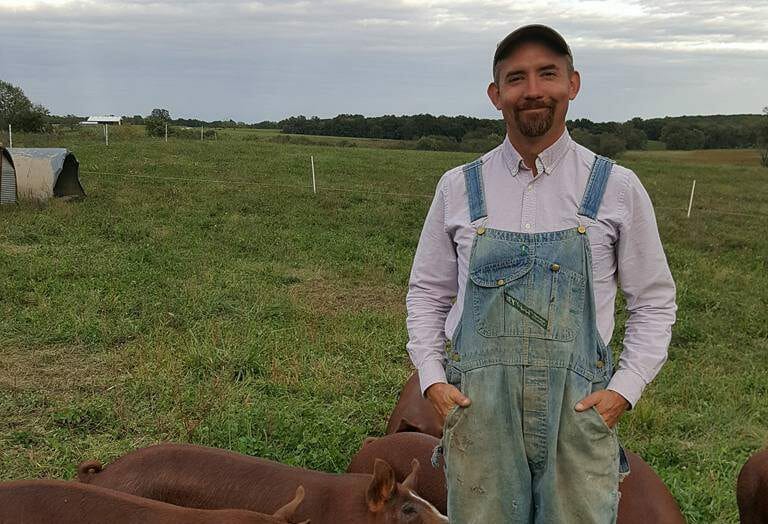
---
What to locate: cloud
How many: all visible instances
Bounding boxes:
[0,0,766,121]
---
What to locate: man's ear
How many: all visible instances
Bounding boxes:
[487,82,501,109]
[569,70,581,100]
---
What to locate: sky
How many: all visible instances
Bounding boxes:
[0,0,766,123]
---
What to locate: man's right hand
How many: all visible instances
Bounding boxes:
[425,382,472,424]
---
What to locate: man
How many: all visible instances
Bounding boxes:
[405,25,676,523]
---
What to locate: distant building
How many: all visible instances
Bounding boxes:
[80,115,122,125]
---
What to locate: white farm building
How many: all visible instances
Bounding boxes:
[80,115,122,125]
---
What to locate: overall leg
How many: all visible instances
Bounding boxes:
[532,368,620,524]
[445,365,533,524]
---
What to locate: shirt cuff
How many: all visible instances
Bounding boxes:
[607,369,647,409]
[417,360,447,398]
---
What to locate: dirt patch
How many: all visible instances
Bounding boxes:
[288,275,405,317]
[0,345,115,396]
[0,243,37,255]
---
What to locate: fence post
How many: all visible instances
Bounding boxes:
[8,124,12,148]
[687,180,696,218]
[311,155,317,194]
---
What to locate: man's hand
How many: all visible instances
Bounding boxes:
[574,390,629,429]
[425,383,471,424]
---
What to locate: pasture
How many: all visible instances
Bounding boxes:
[1,128,767,523]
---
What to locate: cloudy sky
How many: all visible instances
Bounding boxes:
[1,0,766,123]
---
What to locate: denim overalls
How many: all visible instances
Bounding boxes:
[437,155,630,523]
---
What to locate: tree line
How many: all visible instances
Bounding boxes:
[273,113,767,156]
[1,78,766,159]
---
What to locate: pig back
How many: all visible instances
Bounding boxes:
[79,443,378,524]
[0,479,300,524]
[386,372,443,438]
[617,451,685,524]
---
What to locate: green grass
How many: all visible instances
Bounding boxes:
[1,131,767,523]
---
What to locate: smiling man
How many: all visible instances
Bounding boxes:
[406,25,677,523]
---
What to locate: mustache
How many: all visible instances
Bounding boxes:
[516,100,554,111]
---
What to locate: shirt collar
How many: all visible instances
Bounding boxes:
[501,129,573,177]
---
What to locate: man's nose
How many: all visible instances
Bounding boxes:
[523,76,544,98]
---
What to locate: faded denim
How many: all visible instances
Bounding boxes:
[441,155,629,523]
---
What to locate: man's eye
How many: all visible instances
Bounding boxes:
[508,76,523,83]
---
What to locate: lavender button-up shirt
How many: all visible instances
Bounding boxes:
[406,130,676,408]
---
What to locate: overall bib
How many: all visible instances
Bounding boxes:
[438,155,630,523]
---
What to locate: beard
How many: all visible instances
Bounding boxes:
[513,101,556,137]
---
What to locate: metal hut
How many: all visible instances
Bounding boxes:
[1,147,17,204]
[4,148,85,203]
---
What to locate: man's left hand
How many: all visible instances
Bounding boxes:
[574,390,630,429]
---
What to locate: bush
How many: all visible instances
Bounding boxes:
[415,135,458,151]
[459,134,503,153]
[571,129,626,157]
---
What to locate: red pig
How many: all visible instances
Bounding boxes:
[0,479,307,524]
[78,443,447,524]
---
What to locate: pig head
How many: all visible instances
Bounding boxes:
[348,433,447,515]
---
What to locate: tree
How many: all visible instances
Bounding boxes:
[661,123,705,150]
[145,108,171,137]
[619,122,647,150]
[0,79,50,132]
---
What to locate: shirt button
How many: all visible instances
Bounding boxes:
[577,225,587,234]
[496,279,505,286]
[596,360,605,368]
[527,185,534,192]
[551,263,560,272]
[524,223,531,230]
[477,226,486,235]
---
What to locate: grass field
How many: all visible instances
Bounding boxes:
[1,129,767,523]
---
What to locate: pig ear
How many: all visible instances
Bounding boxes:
[395,417,425,433]
[273,485,305,519]
[363,436,378,447]
[366,458,396,512]
[402,458,420,491]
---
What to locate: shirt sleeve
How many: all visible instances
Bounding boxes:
[607,170,677,408]
[406,175,459,398]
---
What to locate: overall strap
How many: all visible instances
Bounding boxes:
[463,158,487,222]
[577,155,615,220]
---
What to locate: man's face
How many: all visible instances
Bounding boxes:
[488,41,580,140]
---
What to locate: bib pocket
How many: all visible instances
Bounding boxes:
[470,256,586,341]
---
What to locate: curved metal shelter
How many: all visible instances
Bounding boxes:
[1,147,17,204]
[5,148,85,203]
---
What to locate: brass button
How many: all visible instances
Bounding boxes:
[496,279,505,286]
[596,360,604,368]
[477,226,486,235]
[551,263,560,272]
[577,225,587,234]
